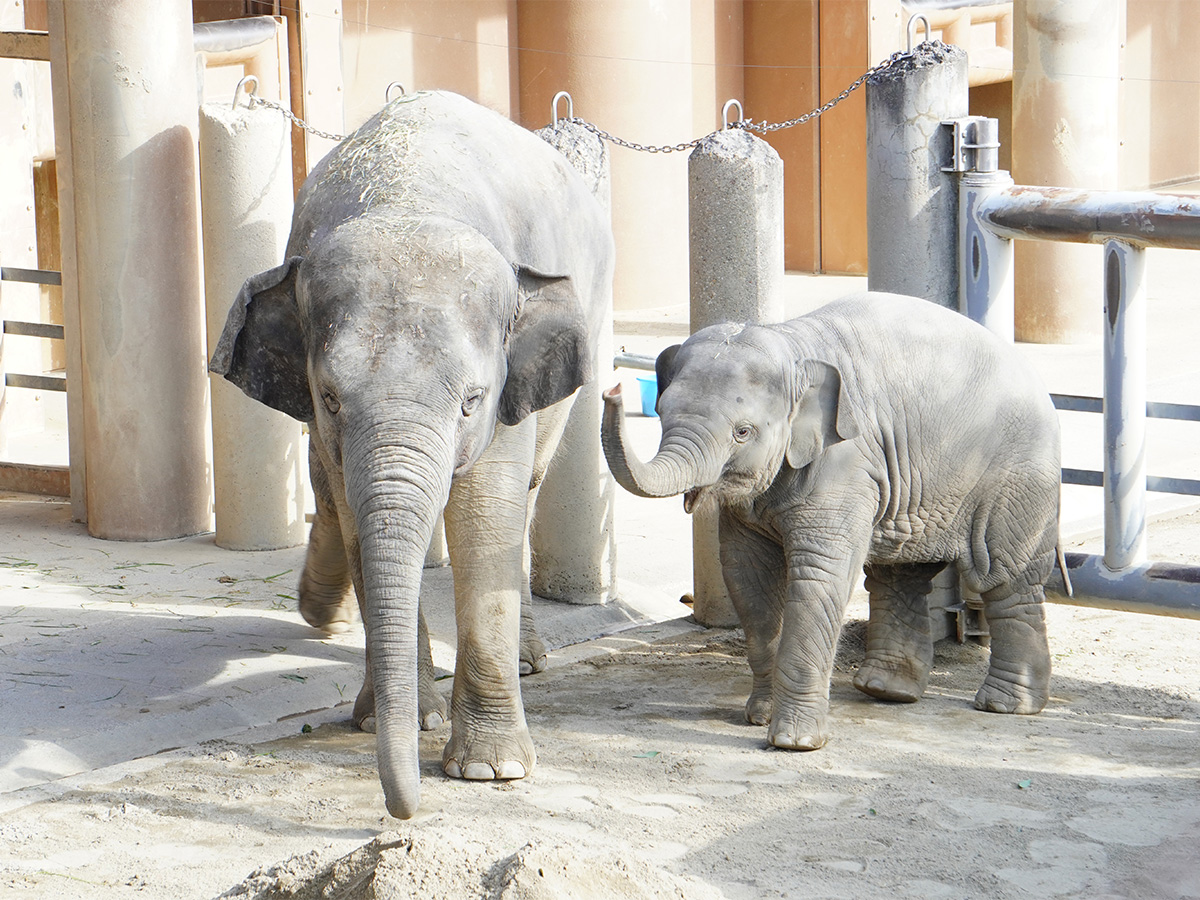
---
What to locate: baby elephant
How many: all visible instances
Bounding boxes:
[602,291,1060,751]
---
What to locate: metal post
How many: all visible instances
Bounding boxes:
[1102,239,1148,570]
[687,126,785,627]
[959,169,1015,339]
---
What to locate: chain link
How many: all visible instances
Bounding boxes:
[247,94,349,143]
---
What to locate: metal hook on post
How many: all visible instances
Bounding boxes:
[385,82,406,103]
[722,98,745,130]
[551,91,574,125]
[907,14,932,53]
[232,74,259,110]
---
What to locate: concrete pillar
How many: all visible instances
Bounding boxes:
[516,0,693,311]
[199,102,306,551]
[56,0,210,540]
[1012,0,1121,343]
[865,42,969,307]
[687,128,784,627]
[529,119,616,604]
[864,42,968,639]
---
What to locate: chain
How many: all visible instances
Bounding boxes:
[237,42,937,154]
[247,94,349,143]
[562,44,935,152]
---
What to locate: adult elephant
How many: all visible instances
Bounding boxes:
[602,292,1060,752]
[211,91,613,819]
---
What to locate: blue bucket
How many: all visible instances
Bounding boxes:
[637,376,658,418]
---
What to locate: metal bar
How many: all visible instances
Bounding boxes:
[1062,468,1200,497]
[1,266,62,286]
[959,168,1015,338]
[1051,394,1200,421]
[3,320,65,340]
[0,30,50,62]
[1047,552,1200,619]
[1103,240,1147,569]
[4,373,66,392]
[193,16,279,55]
[613,352,656,371]
[977,185,1200,250]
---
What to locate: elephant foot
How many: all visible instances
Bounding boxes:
[767,708,828,751]
[744,687,772,726]
[853,656,928,704]
[418,676,449,731]
[519,616,548,676]
[974,671,1048,715]
[298,575,356,635]
[441,721,535,782]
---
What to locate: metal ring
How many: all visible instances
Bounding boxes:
[385,81,406,102]
[907,14,931,52]
[552,91,573,125]
[232,74,259,110]
[722,98,744,130]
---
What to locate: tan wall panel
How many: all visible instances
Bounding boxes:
[341,0,516,130]
[744,0,820,272]
[818,0,868,274]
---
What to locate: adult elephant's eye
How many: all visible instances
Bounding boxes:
[733,424,754,443]
[322,389,341,415]
[462,386,485,417]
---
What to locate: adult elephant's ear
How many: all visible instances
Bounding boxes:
[498,267,592,426]
[786,359,860,470]
[209,257,315,422]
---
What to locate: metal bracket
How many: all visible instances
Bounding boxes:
[941,116,1001,174]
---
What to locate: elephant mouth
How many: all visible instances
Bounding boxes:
[683,488,704,514]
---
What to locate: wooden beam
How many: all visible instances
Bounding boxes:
[0,29,50,61]
[0,462,69,497]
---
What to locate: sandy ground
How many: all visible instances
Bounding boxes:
[2,516,1198,899]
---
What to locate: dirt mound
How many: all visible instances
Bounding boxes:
[217,830,723,900]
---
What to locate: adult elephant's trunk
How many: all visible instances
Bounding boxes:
[601,384,710,499]
[345,430,453,820]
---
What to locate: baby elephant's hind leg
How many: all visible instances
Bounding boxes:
[974,581,1051,714]
[853,562,947,703]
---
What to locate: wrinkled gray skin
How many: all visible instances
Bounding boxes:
[602,292,1058,751]
[211,92,613,819]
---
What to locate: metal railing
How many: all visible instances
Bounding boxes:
[0,266,66,394]
[953,116,1200,617]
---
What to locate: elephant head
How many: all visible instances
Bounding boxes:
[211,212,592,819]
[601,322,860,511]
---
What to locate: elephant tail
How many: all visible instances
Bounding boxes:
[1055,541,1074,598]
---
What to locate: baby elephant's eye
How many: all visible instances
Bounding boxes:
[322,389,341,415]
[462,386,485,417]
[733,424,754,443]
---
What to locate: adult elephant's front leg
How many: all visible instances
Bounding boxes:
[440,420,537,781]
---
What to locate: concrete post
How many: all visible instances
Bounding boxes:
[865,41,969,307]
[1012,0,1120,343]
[687,127,784,627]
[865,41,968,638]
[528,119,616,604]
[56,0,210,540]
[199,102,306,551]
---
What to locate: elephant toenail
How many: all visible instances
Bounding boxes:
[359,715,377,734]
[444,759,462,779]
[421,712,444,730]
[496,761,526,779]
[462,762,496,780]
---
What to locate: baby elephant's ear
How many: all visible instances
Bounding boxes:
[209,257,315,422]
[786,359,860,470]
[654,344,682,411]
[498,267,592,426]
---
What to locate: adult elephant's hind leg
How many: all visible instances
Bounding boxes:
[975,581,1051,714]
[298,438,356,634]
[853,562,946,703]
[441,420,538,782]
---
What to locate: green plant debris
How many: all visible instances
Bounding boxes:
[633,750,660,759]
[280,673,308,683]
[1017,779,1033,790]
[249,646,289,654]
[301,723,313,734]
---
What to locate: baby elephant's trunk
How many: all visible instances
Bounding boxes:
[601,384,695,499]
